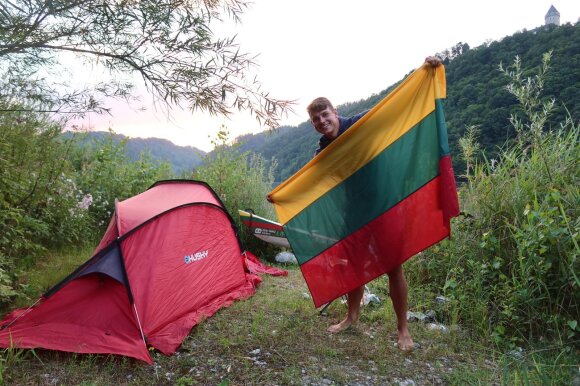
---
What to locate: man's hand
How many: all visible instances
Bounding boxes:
[424,56,442,67]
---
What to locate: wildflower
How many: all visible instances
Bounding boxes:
[78,194,93,210]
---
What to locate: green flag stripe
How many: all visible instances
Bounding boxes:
[436,100,450,156]
[285,111,441,264]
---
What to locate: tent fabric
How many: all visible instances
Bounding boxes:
[116,181,222,236]
[268,65,459,307]
[0,180,284,363]
[244,251,288,277]
[0,276,151,363]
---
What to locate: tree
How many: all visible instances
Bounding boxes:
[192,126,280,258]
[0,0,292,125]
[437,41,470,64]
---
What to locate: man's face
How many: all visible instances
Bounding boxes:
[310,107,340,139]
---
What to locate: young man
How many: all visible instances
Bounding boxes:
[307,57,442,351]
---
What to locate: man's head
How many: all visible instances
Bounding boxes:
[307,97,340,139]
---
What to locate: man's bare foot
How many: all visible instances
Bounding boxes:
[397,330,414,351]
[327,318,355,333]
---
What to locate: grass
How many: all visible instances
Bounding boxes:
[8,244,95,311]
[0,248,577,385]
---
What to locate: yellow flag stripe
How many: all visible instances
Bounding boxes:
[269,64,446,224]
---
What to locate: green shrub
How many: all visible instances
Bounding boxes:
[192,127,281,260]
[71,130,174,231]
[0,115,174,304]
[407,53,579,346]
[0,108,98,304]
[0,110,91,256]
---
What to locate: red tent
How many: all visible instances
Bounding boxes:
[0,180,285,364]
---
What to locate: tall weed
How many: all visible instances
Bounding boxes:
[192,127,281,259]
[407,53,579,346]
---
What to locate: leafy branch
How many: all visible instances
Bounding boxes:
[0,0,294,124]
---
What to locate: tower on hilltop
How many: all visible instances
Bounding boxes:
[545,5,560,26]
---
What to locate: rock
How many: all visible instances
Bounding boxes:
[407,311,426,322]
[425,310,437,321]
[408,311,436,322]
[507,347,525,360]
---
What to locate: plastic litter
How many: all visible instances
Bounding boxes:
[427,323,449,333]
[339,286,381,306]
[275,251,297,264]
[363,293,381,306]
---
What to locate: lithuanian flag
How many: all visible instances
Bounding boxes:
[268,64,460,307]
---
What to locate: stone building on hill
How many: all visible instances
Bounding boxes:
[545,5,560,26]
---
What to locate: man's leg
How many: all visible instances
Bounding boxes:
[387,265,414,350]
[327,286,364,333]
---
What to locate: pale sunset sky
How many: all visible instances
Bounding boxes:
[71,0,579,152]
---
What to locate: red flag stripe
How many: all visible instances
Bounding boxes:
[300,163,455,307]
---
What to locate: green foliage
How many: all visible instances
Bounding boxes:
[0,113,174,304]
[444,22,580,173]
[0,109,91,256]
[71,130,174,231]
[234,122,318,185]
[0,259,17,304]
[445,345,579,385]
[408,54,579,346]
[457,125,480,180]
[175,376,196,386]
[192,126,281,259]
[0,0,291,125]
[0,345,28,385]
[0,109,93,303]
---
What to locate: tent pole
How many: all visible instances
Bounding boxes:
[0,298,42,330]
[318,301,333,315]
[132,304,147,347]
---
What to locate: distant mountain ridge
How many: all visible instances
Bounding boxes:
[68,131,206,174]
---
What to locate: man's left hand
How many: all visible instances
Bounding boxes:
[424,56,442,67]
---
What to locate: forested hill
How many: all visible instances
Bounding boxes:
[67,131,206,173]
[233,21,579,183]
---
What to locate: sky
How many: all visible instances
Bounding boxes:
[73,0,580,152]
